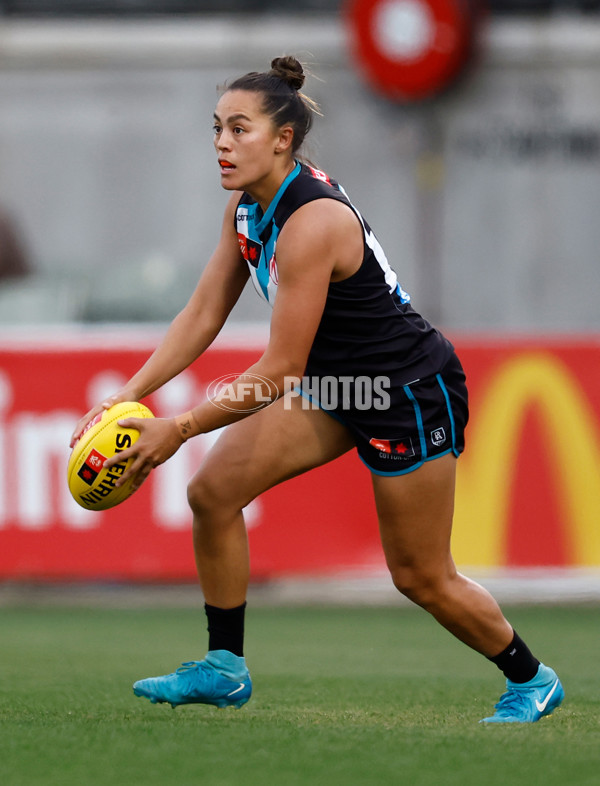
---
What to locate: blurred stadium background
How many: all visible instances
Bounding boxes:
[0,0,599,603]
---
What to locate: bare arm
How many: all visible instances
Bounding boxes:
[71,192,248,445]
[105,198,364,487]
[175,197,361,431]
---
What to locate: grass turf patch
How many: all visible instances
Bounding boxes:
[0,604,598,786]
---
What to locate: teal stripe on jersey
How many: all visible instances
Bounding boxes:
[255,162,301,237]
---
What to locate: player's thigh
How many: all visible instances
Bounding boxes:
[371,453,458,573]
[190,392,355,510]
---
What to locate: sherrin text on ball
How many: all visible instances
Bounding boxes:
[67,402,154,511]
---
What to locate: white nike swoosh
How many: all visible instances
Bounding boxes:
[227,682,246,697]
[535,679,560,712]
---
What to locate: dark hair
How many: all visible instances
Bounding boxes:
[226,56,320,153]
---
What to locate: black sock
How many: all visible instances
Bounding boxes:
[205,602,246,657]
[488,630,540,683]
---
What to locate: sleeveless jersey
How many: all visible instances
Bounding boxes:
[235,161,453,385]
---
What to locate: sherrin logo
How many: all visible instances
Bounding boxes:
[77,433,132,506]
[67,401,154,511]
[77,447,107,486]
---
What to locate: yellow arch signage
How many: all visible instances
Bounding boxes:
[453,352,600,567]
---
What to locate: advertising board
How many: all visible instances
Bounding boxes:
[0,332,598,580]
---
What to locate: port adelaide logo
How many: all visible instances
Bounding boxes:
[431,427,446,447]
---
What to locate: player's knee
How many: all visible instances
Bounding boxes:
[389,566,445,609]
[187,470,227,518]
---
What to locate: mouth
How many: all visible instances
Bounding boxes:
[219,159,236,173]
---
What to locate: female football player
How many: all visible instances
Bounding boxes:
[72,56,563,723]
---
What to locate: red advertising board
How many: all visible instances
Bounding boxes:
[0,329,599,581]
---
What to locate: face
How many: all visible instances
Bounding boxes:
[213,90,293,198]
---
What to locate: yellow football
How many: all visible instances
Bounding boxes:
[67,401,154,511]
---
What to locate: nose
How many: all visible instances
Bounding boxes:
[216,129,232,152]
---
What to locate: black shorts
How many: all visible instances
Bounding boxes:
[299,352,469,476]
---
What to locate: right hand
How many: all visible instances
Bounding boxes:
[70,389,137,448]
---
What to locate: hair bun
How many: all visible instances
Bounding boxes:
[270,56,305,91]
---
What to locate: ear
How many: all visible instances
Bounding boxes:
[275,126,294,154]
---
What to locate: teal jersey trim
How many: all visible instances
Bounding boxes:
[239,161,301,305]
[255,161,301,237]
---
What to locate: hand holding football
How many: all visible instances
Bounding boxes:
[67,402,154,511]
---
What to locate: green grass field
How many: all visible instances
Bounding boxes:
[1,602,598,786]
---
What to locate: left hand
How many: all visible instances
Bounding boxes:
[104,417,184,491]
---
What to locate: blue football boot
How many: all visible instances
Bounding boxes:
[480,663,564,723]
[133,650,252,709]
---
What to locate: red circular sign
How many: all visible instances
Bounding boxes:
[346,0,479,102]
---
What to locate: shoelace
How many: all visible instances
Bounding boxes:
[493,686,534,712]
[175,661,211,675]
